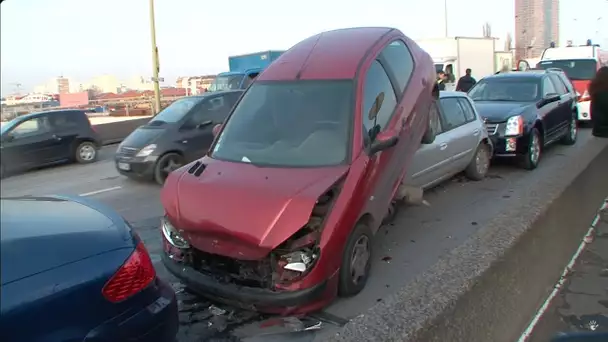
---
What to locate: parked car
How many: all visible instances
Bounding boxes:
[406,91,493,189]
[0,195,178,342]
[160,27,439,314]
[468,69,578,170]
[115,90,243,185]
[0,109,101,178]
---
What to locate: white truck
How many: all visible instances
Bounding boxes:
[416,37,497,91]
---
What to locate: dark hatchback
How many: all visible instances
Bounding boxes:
[468,70,578,169]
[0,109,101,178]
[0,195,178,342]
[115,90,243,184]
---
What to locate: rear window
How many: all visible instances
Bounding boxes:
[536,59,597,80]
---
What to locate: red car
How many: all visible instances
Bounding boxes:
[160,27,438,314]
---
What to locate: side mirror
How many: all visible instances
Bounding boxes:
[212,123,223,137]
[196,120,213,129]
[368,92,385,121]
[369,131,399,155]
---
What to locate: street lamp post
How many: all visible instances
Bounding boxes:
[149,0,161,114]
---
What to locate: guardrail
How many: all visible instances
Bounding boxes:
[325,138,608,342]
[94,117,150,145]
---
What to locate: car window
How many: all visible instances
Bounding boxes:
[429,100,443,135]
[439,98,467,131]
[548,74,568,95]
[150,97,204,124]
[557,74,575,93]
[186,94,235,127]
[468,78,540,102]
[10,117,51,138]
[49,112,81,129]
[379,40,414,95]
[211,80,353,167]
[542,77,558,96]
[457,98,477,122]
[362,60,398,133]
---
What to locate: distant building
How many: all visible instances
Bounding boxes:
[515,0,559,60]
[176,75,216,94]
[34,76,73,94]
[57,77,70,94]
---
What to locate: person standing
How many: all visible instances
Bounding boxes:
[437,71,447,91]
[590,66,608,138]
[456,68,477,92]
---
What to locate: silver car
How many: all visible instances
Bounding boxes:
[406,91,493,190]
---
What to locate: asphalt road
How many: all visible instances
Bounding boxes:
[0,129,599,341]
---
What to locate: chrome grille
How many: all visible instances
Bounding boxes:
[117,146,138,158]
[485,123,499,135]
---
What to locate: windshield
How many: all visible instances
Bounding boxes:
[536,59,597,80]
[468,78,541,102]
[211,80,353,167]
[149,97,203,124]
[208,75,245,92]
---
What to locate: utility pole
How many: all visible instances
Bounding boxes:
[149,0,161,114]
[444,0,448,37]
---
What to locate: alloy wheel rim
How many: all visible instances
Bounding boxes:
[80,145,96,161]
[476,147,489,175]
[530,134,540,164]
[350,235,370,285]
[161,158,182,179]
[570,118,577,140]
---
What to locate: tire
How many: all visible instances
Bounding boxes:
[338,222,373,297]
[560,115,577,145]
[75,141,98,164]
[520,128,542,170]
[154,153,184,185]
[465,143,491,181]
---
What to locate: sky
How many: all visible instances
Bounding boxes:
[1,0,606,95]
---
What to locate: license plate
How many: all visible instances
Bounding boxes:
[117,162,131,171]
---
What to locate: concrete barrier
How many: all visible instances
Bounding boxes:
[325,138,608,342]
[94,117,150,145]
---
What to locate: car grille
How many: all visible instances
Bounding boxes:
[116,146,138,158]
[190,248,273,288]
[485,123,499,135]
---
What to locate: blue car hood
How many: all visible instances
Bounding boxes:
[0,196,134,285]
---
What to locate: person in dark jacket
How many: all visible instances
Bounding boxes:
[590,66,608,138]
[456,68,477,92]
[437,71,446,91]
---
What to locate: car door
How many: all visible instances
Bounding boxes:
[406,101,450,189]
[178,93,240,162]
[549,73,574,127]
[1,116,57,168]
[540,76,562,139]
[47,111,81,161]
[437,97,477,172]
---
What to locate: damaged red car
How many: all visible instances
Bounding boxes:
[160,27,439,314]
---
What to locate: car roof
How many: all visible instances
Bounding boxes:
[485,71,546,80]
[258,27,395,81]
[15,109,85,122]
[439,91,469,98]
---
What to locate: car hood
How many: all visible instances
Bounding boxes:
[474,101,533,122]
[161,157,349,260]
[0,196,133,285]
[120,126,167,149]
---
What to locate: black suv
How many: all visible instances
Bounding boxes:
[0,109,101,178]
[467,69,578,169]
[115,90,243,185]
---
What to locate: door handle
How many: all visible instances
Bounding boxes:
[473,129,480,136]
[52,134,62,141]
[439,143,448,150]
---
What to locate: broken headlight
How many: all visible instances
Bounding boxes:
[161,217,190,249]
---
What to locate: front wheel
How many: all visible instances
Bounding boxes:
[154,153,184,185]
[520,128,541,170]
[338,222,373,297]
